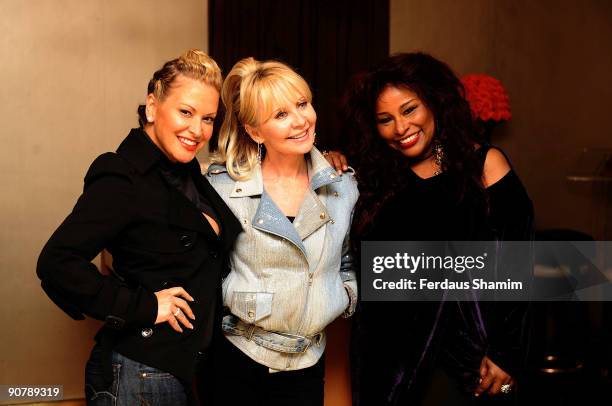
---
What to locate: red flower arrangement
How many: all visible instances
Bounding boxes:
[461,74,511,122]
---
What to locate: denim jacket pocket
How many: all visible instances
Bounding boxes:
[231,292,273,324]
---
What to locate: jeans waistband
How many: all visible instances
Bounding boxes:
[221,314,323,354]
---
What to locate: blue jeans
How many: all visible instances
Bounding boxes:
[85,347,196,406]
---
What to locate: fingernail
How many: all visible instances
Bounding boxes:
[188,323,194,329]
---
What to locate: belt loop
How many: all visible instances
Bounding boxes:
[245,324,256,341]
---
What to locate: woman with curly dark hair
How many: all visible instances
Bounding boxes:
[341,53,534,405]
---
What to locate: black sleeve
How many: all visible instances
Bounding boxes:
[36,153,158,329]
[487,170,534,241]
[483,169,534,378]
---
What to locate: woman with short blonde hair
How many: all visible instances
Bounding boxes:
[212,57,313,179]
[206,57,358,405]
[37,49,241,405]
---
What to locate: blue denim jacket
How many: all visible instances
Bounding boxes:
[206,147,358,371]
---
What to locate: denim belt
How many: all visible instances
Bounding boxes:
[222,314,323,354]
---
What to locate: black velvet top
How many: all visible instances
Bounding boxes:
[354,146,534,405]
[364,147,532,242]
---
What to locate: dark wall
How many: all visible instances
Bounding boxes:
[209,0,389,150]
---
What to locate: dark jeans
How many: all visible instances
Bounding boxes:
[208,335,325,406]
[85,346,197,406]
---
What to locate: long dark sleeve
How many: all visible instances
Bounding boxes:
[37,153,157,329]
[483,170,534,377]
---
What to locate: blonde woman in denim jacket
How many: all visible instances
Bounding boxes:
[203,57,358,406]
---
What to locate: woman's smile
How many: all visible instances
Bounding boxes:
[177,135,199,151]
[396,129,422,149]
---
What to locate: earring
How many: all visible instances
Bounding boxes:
[433,141,444,175]
[257,143,262,164]
[313,132,317,145]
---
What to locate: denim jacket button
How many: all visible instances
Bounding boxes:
[257,218,264,224]
[319,212,326,219]
[141,328,153,338]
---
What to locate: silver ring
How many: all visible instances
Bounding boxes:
[500,384,512,394]
[173,308,182,317]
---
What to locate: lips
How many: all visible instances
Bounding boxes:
[178,136,199,151]
[396,130,421,149]
[287,129,310,141]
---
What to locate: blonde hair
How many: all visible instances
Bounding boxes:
[137,49,222,127]
[210,57,312,180]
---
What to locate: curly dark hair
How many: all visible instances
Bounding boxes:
[342,52,485,236]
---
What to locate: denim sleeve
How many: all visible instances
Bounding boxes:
[340,233,358,318]
[340,174,359,317]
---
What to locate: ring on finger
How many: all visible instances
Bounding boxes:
[173,308,182,317]
[500,384,512,394]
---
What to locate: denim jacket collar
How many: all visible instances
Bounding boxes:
[229,147,342,258]
[229,147,341,198]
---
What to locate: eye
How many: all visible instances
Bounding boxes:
[402,105,417,115]
[202,116,215,124]
[275,111,288,119]
[297,100,308,109]
[376,116,392,125]
[180,109,192,117]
